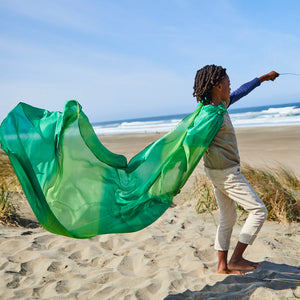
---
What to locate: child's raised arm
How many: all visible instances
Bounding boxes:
[259,71,279,82]
[229,70,279,107]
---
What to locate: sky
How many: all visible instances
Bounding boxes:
[1,0,300,122]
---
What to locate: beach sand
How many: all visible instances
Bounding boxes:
[0,126,299,299]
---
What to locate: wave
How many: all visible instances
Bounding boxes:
[93,103,300,135]
[230,105,300,128]
[93,119,182,135]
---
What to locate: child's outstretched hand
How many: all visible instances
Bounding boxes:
[259,71,280,82]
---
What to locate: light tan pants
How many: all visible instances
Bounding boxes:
[205,165,268,251]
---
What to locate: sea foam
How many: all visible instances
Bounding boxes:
[93,103,300,135]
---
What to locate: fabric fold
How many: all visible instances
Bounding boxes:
[0,100,225,238]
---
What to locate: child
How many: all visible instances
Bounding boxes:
[193,65,279,275]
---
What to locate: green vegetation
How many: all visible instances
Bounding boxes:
[0,150,21,191]
[0,184,20,225]
[0,150,22,225]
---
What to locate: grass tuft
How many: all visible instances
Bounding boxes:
[0,149,28,227]
[0,150,21,192]
[0,184,20,225]
[192,176,218,225]
[193,165,300,223]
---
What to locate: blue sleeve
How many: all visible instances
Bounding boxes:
[229,78,261,107]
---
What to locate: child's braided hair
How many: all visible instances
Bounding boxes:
[193,65,227,105]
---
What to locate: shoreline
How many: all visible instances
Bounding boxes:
[98,125,300,176]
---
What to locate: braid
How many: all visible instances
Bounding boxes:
[193,65,227,105]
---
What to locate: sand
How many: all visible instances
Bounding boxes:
[99,125,300,204]
[0,126,300,299]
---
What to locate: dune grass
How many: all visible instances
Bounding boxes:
[0,150,21,191]
[0,150,22,225]
[193,164,300,223]
[0,184,21,225]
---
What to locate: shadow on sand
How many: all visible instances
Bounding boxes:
[165,261,300,299]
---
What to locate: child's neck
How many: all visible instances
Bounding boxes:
[210,97,223,106]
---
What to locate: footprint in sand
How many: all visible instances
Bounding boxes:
[192,247,216,263]
[146,281,162,294]
[55,280,69,294]
[6,275,20,289]
[89,256,101,267]
[47,261,62,273]
[1,240,28,255]
[37,275,57,291]
[99,236,126,251]
[19,261,33,276]
[95,271,122,284]
[117,252,152,276]
[169,279,184,291]
[100,239,114,251]
[171,235,181,242]
[68,251,82,260]
[32,287,42,298]
[117,256,135,275]
[135,288,151,300]
[11,249,39,262]
[29,239,46,251]
[28,234,58,251]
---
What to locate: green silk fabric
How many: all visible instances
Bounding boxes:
[0,100,226,238]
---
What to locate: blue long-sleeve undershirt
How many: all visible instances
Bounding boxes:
[229,77,261,107]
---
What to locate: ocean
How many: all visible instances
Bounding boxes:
[92,102,300,135]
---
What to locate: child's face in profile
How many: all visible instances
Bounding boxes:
[219,75,231,102]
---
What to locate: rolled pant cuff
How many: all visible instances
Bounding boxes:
[238,233,257,245]
[214,247,230,251]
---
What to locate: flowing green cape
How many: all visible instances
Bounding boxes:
[0,100,226,238]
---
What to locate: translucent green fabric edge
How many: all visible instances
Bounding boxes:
[0,100,226,238]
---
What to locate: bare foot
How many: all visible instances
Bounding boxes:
[216,268,245,275]
[228,257,260,271]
